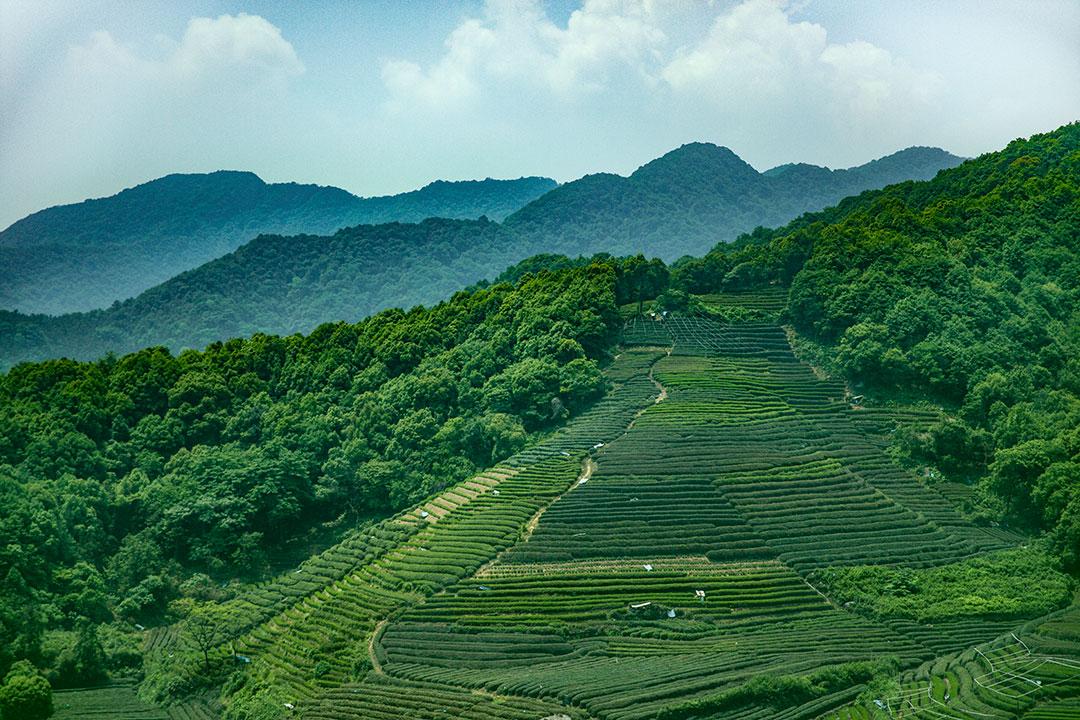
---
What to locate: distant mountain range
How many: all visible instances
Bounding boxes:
[0,173,557,315]
[0,143,964,367]
[503,144,963,259]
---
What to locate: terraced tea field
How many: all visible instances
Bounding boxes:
[823,604,1080,719]
[131,312,1077,720]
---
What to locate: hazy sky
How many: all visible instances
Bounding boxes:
[2,0,1078,229]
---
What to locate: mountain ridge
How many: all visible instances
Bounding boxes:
[0,142,964,367]
[0,173,558,314]
[503,143,964,259]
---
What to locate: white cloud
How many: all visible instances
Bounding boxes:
[0,13,306,229]
[170,14,304,81]
[67,13,303,86]
[381,0,943,157]
[380,0,668,110]
[662,0,829,97]
[661,0,942,131]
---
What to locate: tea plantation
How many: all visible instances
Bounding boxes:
[129,309,1078,719]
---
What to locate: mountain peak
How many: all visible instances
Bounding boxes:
[630,142,761,189]
[638,141,756,172]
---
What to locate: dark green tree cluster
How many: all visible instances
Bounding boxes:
[0,661,52,720]
[0,260,628,684]
[477,252,669,310]
[675,123,1080,567]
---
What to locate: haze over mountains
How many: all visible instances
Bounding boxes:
[0,173,557,315]
[504,144,962,259]
[0,143,962,368]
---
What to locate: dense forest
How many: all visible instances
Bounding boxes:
[673,122,1080,569]
[0,257,670,695]
[0,173,556,315]
[0,145,960,369]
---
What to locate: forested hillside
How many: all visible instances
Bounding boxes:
[504,144,962,260]
[2,122,1077,720]
[0,173,556,315]
[674,121,1080,569]
[1,219,523,365]
[1,145,959,369]
[0,258,670,695]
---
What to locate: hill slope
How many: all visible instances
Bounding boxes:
[0,172,556,314]
[142,315,1078,720]
[675,121,1080,569]
[1,145,960,368]
[503,144,962,260]
[0,261,633,697]
[0,218,530,365]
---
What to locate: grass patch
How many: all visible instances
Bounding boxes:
[812,548,1073,624]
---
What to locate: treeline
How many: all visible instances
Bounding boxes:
[673,122,1080,568]
[0,257,660,687]
[0,219,525,367]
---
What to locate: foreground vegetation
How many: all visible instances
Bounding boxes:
[0,258,670,698]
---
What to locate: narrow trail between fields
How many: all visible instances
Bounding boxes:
[369,618,388,675]
[365,346,672,688]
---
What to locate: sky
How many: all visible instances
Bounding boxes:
[1,0,1079,229]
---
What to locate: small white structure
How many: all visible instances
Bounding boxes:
[667,609,676,618]
[629,601,651,610]
[284,703,296,710]
[420,510,430,518]
[642,564,653,572]
[695,590,706,601]
[492,489,500,496]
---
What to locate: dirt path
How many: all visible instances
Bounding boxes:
[522,455,593,540]
[368,618,388,675]
[369,351,671,671]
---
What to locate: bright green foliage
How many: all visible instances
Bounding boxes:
[675,122,1080,568]
[814,549,1073,623]
[0,261,625,682]
[366,319,1032,720]
[0,661,53,720]
[132,350,663,712]
[49,623,107,689]
[828,604,1080,719]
